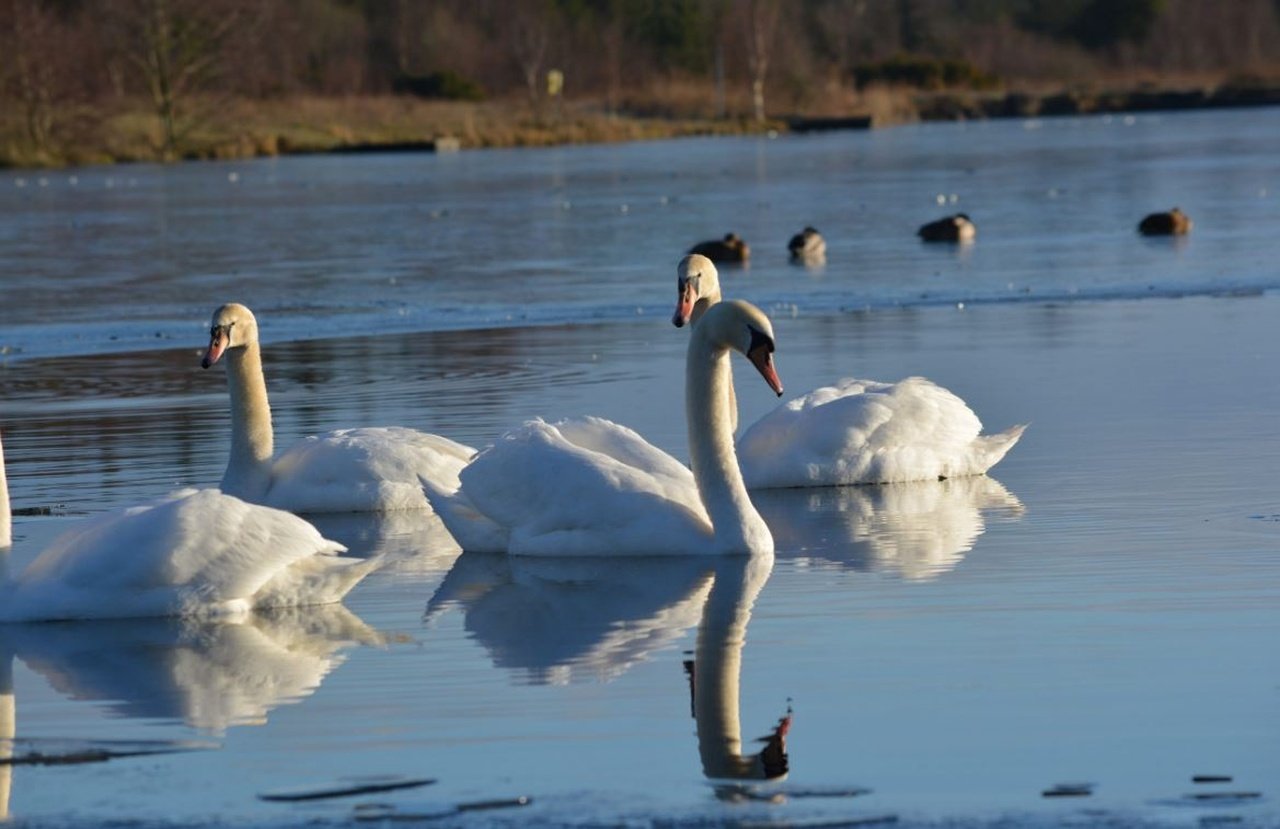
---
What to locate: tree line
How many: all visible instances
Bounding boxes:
[4,0,1280,161]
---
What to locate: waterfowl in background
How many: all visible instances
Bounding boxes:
[0,432,375,622]
[670,256,1025,488]
[917,213,976,243]
[202,303,475,513]
[689,233,751,264]
[787,226,826,263]
[424,300,784,556]
[1138,207,1192,236]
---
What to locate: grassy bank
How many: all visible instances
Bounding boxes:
[5,80,1280,170]
[0,96,780,170]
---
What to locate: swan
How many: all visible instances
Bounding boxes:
[0,431,377,622]
[689,233,751,264]
[787,226,826,263]
[672,255,1025,488]
[425,300,784,556]
[917,213,976,243]
[201,303,475,513]
[1138,207,1192,236]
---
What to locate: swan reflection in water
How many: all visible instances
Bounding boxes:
[753,476,1024,580]
[0,606,379,735]
[425,554,715,684]
[426,549,790,796]
[686,553,791,797]
[306,509,461,576]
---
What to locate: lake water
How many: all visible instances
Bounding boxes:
[2,108,1280,827]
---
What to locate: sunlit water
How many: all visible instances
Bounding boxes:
[1,108,1280,827]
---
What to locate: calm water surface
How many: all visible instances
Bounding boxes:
[1,108,1279,827]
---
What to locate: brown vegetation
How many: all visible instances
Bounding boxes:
[3,0,1280,169]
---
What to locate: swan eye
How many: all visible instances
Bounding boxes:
[747,325,774,355]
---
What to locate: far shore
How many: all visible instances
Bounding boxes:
[4,81,1280,171]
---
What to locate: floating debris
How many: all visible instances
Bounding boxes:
[738,815,897,829]
[1185,792,1261,804]
[259,774,436,802]
[1042,782,1095,798]
[1193,775,1234,784]
[352,795,531,822]
[12,506,57,516]
[0,737,213,766]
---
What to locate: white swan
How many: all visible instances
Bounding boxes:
[673,255,1025,488]
[0,431,377,622]
[426,300,784,556]
[201,303,475,513]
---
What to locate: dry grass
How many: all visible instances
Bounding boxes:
[4,75,1279,169]
[0,94,784,169]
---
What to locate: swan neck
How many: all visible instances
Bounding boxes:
[222,342,274,499]
[686,338,767,554]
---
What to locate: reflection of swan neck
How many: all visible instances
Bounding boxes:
[222,342,274,499]
[694,554,779,780]
[1,651,13,821]
[1,430,11,549]
[687,328,765,554]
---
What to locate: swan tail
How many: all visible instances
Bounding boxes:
[418,476,508,554]
[971,423,1027,473]
[254,554,383,610]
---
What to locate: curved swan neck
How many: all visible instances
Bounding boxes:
[686,328,769,555]
[221,340,274,499]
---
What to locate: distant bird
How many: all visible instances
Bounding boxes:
[1138,207,1192,236]
[689,233,750,264]
[787,227,826,263]
[918,213,975,243]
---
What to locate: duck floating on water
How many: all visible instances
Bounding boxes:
[917,213,976,243]
[690,233,751,264]
[1138,207,1192,236]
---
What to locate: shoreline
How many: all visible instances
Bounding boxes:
[4,81,1280,172]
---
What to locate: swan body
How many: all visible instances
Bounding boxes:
[427,300,783,556]
[739,377,1025,488]
[1138,207,1192,236]
[0,432,374,621]
[918,213,976,243]
[202,303,474,513]
[672,256,1024,487]
[787,226,826,263]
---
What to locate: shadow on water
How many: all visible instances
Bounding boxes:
[753,476,1025,580]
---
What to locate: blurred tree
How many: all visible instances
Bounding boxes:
[105,0,263,158]
[736,0,780,121]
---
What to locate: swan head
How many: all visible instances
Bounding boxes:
[698,300,783,397]
[201,303,259,368]
[674,254,723,328]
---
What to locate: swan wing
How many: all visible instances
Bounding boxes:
[6,490,360,621]
[267,427,475,513]
[739,377,1023,487]
[459,418,712,556]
